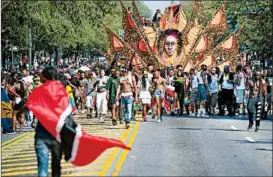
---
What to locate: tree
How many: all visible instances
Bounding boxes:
[1,0,153,62]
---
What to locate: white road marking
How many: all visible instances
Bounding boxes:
[130,155,136,160]
[245,137,256,143]
[230,125,238,130]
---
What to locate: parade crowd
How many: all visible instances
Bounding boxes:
[1,60,273,134]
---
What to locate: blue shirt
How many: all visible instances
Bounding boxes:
[209,75,218,94]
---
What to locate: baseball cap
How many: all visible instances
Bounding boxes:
[224,65,229,70]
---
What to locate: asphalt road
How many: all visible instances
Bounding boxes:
[118,116,272,176]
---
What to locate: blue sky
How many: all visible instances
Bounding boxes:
[142,1,181,15]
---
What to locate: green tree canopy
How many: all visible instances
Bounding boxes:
[1,0,153,58]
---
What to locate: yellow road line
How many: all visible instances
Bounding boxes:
[2,153,37,158]
[2,150,37,156]
[2,115,132,176]
[1,159,106,168]
[112,120,140,176]
[2,156,109,164]
[94,124,133,177]
[2,163,105,173]
[2,132,34,150]
[1,132,31,146]
[4,144,34,149]
[1,165,102,176]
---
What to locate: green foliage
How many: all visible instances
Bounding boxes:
[180,0,272,56]
[1,0,153,57]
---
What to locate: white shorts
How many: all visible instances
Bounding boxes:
[141,98,151,104]
[86,95,95,108]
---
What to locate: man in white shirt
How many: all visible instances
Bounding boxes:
[196,65,209,117]
[95,70,109,123]
[188,68,199,116]
[234,64,246,117]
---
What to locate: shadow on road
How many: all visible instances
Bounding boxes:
[208,128,246,132]
[170,127,271,133]
[79,123,104,126]
[104,127,124,130]
[255,148,272,151]
[168,115,250,121]
[230,139,273,144]
[170,128,203,131]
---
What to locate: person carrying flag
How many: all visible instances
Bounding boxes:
[27,66,130,176]
[33,67,63,177]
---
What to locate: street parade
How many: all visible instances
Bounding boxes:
[1,0,272,176]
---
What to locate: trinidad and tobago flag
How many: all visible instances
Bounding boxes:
[26,80,131,166]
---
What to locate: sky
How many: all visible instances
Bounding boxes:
[142,1,181,15]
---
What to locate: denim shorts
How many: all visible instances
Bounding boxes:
[197,84,207,102]
[153,89,163,98]
[236,89,245,104]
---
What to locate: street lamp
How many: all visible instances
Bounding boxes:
[28,26,32,71]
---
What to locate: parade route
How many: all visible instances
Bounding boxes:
[1,114,272,176]
[1,113,140,176]
[119,116,272,176]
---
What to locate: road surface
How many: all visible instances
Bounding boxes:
[1,114,272,176]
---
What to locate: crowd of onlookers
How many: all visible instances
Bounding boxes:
[1,58,273,134]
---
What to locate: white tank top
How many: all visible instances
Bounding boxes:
[190,75,198,89]
[236,72,245,90]
[197,71,204,84]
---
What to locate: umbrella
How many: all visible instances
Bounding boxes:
[79,66,91,72]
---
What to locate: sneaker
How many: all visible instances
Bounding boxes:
[120,120,124,124]
[189,113,195,117]
[247,123,253,131]
[157,119,161,123]
[112,119,117,126]
[7,131,16,135]
[125,124,130,129]
[255,126,259,132]
[99,116,105,123]
[86,114,91,119]
[160,116,164,121]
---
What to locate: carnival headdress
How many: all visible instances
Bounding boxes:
[104,0,244,71]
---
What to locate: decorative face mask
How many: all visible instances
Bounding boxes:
[164,35,177,56]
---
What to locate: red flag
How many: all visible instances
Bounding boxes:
[27,81,131,167]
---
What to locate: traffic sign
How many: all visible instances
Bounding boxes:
[8,46,19,52]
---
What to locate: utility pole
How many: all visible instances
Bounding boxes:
[11,43,14,65]
[28,26,32,71]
